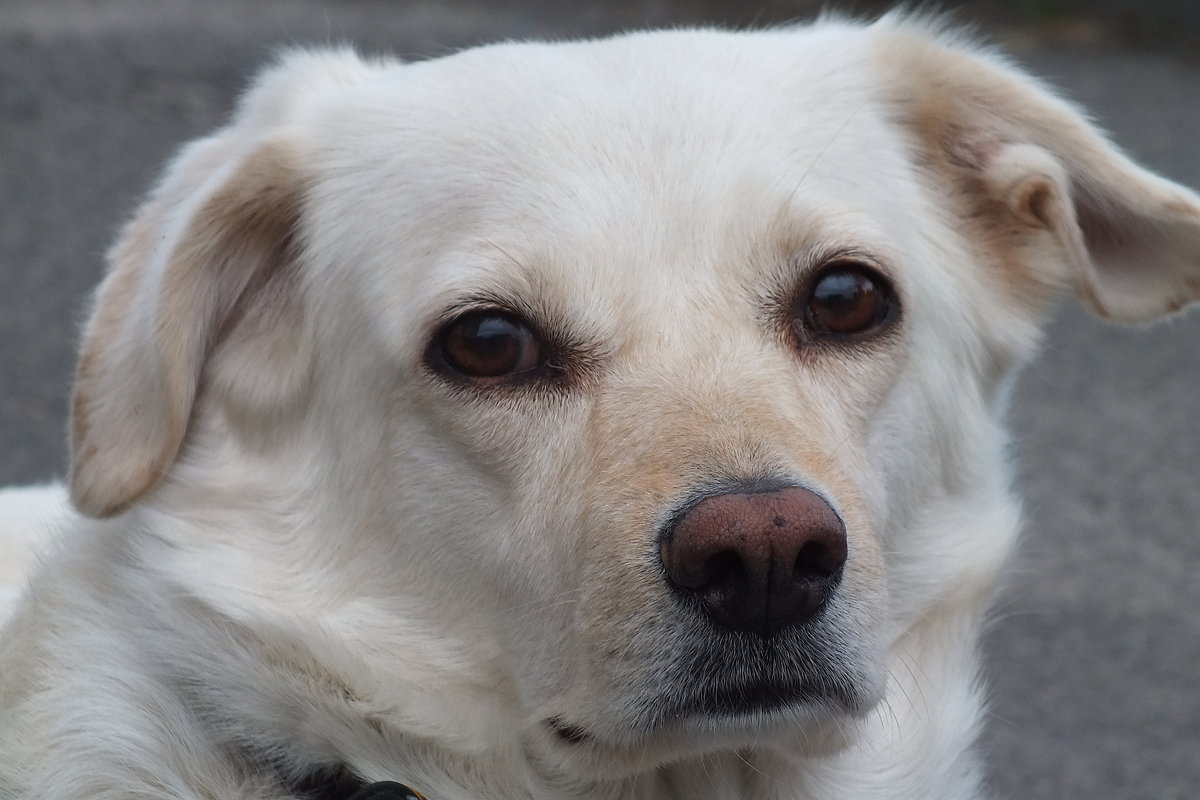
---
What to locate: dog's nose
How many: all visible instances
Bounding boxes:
[660,486,846,638]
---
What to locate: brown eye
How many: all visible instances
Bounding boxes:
[440,311,543,377]
[801,264,894,336]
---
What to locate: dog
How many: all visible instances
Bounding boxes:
[2,13,1198,800]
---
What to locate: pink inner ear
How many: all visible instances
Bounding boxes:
[1074,186,1149,266]
[972,141,1200,323]
[1069,177,1200,321]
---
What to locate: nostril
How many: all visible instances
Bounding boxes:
[794,539,845,579]
[794,542,822,580]
[668,548,746,595]
[703,550,743,588]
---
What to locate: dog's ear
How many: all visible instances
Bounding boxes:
[69,50,373,518]
[877,21,1200,322]
[69,135,307,519]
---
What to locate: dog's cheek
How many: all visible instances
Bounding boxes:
[380,392,595,625]
[853,312,1023,631]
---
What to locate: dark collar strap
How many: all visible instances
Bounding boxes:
[345,782,426,800]
[290,765,425,800]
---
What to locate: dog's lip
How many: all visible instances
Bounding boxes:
[668,678,825,717]
[545,677,849,747]
[546,716,594,745]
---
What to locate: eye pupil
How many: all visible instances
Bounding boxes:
[802,265,891,336]
[441,312,541,377]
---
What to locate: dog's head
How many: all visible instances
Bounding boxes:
[66,17,1200,780]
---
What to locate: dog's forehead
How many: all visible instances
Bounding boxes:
[306,29,929,335]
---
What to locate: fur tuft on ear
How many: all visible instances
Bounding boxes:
[69,49,377,519]
[873,17,1200,323]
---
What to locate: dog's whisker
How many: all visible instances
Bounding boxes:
[785,103,865,206]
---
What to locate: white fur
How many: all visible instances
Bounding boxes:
[2,15,1198,800]
[0,484,70,621]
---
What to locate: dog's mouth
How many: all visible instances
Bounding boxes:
[664,677,835,717]
[540,585,884,761]
[546,717,595,745]
[545,675,856,747]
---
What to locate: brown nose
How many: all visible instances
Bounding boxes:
[659,485,847,638]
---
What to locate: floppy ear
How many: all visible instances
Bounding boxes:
[69,48,378,519]
[69,134,310,519]
[876,20,1200,322]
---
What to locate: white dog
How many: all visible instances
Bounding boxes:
[2,14,1198,800]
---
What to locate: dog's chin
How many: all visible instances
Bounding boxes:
[535,676,880,778]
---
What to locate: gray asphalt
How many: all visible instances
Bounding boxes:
[1,2,1198,798]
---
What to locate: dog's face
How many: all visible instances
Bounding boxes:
[63,20,1200,782]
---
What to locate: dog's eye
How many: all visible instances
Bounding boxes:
[800,264,894,337]
[439,311,544,378]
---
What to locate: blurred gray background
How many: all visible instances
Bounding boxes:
[1,1,1197,797]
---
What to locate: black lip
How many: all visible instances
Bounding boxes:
[667,678,830,719]
[545,679,839,748]
[547,716,592,745]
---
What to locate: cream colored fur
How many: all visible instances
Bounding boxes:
[0,485,68,620]
[2,14,1199,800]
